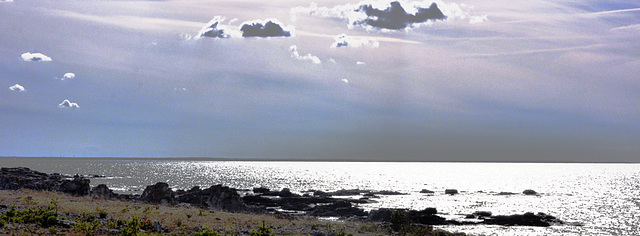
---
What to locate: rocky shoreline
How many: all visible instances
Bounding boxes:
[0,167,566,228]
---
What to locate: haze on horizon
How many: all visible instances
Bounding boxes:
[1,0,639,162]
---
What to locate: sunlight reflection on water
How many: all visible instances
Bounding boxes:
[2,158,639,235]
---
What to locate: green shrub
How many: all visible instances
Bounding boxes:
[0,204,59,228]
[142,206,152,214]
[120,216,142,236]
[250,221,275,236]
[96,207,108,218]
[196,227,220,236]
[391,210,410,232]
[72,220,101,236]
[77,212,97,223]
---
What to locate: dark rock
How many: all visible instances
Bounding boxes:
[313,190,329,197]
[523,189,538,195]
[204,185,246,211]
[420,189,434,194]
[278,188,295,197]
[140,182,175,204]
[0,167,55,191]
[473,211,492,217]
[311,200,367,217]
[368,208,395,222]
[371,190,406,195]
[444,189,458,195]
[90,184,116,199]
[407,207,446,225]
[483,212,562,226]
[176,184,246,212]
[420,207,438,215]
[331,189,367,196]
[253,187,270,194]
[498,192,516,195]
[60,177,90,196]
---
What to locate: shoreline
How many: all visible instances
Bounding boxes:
[1,167,569,235]
[0,167,468,236]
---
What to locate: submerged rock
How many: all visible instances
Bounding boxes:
[444,189,459,195]
[483,212,562,226]
[523,189,538,195]
[310,200,367,217]
[420,189,435,194]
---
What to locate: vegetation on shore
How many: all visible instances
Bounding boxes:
[0,189,466,235]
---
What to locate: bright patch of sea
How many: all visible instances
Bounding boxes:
[2,157,639,235]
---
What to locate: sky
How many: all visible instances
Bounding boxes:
[1,0,639,162]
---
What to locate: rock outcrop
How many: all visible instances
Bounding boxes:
[91,184,117,199]
[0,167,89,196]
[176,185,246,212]
[140,182,175,204]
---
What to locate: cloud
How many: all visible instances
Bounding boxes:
[292,1,484,30]
[610,23,640,32]
[1,0,14,2]
[240,19,293,37]
[331,34,380,48]
[359,1,445,29]
[341,79,350,83]
[21,52,52,62]
[55,72,76,81]
[289,45,321,64]
[9,84,25,92]
[58,99,80,109]
[196,16,230,39]
[356,61,366,65]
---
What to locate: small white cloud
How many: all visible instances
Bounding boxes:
[63,73,75,79]
[469,15,488,24]
[21,52,52,62]
[331,34,380,48]
[356,61,366,65]
[9,84,25,92]
[0,0,14,2]
[329,58,337,64]
[173,87,188,92]
[55,72,76,81]
[58,99,79,109]
[289,45,321,64]
[180,33,193,40]
[341,79,349,83]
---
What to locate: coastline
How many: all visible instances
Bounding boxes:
[0,167,467,236]
[0,167,569,235]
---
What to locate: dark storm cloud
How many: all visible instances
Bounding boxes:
[358,1,446,29]
[240,19,292,37]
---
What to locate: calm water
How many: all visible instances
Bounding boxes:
[2,157,639,235]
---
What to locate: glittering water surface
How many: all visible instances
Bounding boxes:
[2,157,639,235]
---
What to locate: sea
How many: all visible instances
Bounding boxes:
[1,157,639,235]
